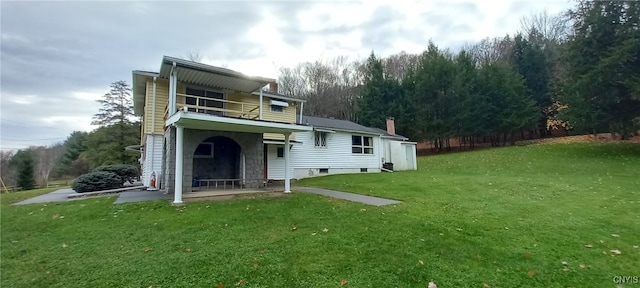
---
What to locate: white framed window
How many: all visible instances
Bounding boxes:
[270,105,284,113]
[314,132,327,147]
[352,135,373,154]
[276,147,284,158]
[269,99,288,113]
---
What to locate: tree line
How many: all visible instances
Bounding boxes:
[278,0,640,150]
[2,81,140,191]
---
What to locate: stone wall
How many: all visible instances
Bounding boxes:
[163,127,264,194]
[162,127,176,194]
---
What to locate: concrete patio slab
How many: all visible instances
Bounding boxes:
[114,190,172,204]
[293,186,401,206]
[13,188,77,205]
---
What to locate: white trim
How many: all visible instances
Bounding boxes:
[259,90,263,120]
[270,99,289,107]
[174,125,184,204]
[284,133,291,193]
[165,111,313,134]
[313,128,335,133]
[252,91,306,103]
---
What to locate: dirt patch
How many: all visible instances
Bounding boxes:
[518,134,640,146]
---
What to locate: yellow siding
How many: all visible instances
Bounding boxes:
[261,97,297,124]
[226,92,260,119]
[227,92,298,141]
[144,85,298,140]
[143,79,170,135]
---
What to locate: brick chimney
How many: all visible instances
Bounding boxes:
[269,82,278,93]
[386,117,395,135]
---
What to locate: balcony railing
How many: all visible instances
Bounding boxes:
[164,93,260,121]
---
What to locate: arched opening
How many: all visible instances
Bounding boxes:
[192,136,241,187]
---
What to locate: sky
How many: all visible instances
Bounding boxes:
[0,0,572,151]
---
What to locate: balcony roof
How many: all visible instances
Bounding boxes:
[158,56,274,93]
[166,111,313,134]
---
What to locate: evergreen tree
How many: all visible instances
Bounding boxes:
[12,150,35,190]
[92,80,135,126]
[356,52,403,131]
[87,81,141,167]
[562,0,640,138]
[54,131,88,176]
[512,33,552,137]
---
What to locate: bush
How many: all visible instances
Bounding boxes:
[93,164,139,183]
[72,171,122,193]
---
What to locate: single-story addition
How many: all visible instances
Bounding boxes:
[132,56,417,204]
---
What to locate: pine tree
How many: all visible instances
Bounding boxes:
[86,81,140,167]
[12,150,35,190]
[92,80,135,126]
[562,0,640,138]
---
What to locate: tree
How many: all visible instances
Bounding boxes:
[0,151,17,188]
[12,150,35,190]
[406,43,459,150]
[92,81,135,126]
[356,52,403,131]
[476,62,538,146]
[520,9,570,46]
[561,0,640,138]
[84,122,140,167]
[32,144,64,187]
[511,33,552,137]
[87,81,141,167]
[54,131,88,177]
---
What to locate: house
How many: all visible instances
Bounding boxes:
[266,116,417,180]
[132,56,416,205]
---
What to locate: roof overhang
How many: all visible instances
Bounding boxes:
[313,128,336,133]
[132,70,159,116]
[166,111,313,134]
[381,135,409,141]
[313,127,380,136]
[252,91,306,103]
[263,139,303,145]
[159,56,274,93]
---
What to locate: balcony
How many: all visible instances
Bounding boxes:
[164,92,260,121]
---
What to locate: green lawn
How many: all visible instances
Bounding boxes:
[1,143,639,287]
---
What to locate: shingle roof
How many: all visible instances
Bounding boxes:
[301,116,408,140]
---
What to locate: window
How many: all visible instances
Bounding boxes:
[185,87,224,115]
[360,168,368,173]
[270,105,284,113]
[352,135,373,154]
[194,143,214,158]
[319,168,329,174]
[276,147,284,158]
[314,132,327,147]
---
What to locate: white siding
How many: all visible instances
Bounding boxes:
[382,139,417,171]
[267,131,382,180]
[141,134,163,187]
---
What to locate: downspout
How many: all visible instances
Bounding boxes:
[259,89,263,120]
[150,76,157,181]
[169,62,176,114]
[299,102,304,124]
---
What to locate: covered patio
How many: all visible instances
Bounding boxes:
[166,110,312,205]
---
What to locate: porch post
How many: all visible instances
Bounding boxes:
[259,89,263,120]
[169,62,177,114]
[284,132,291,193]
[173,125,184,204]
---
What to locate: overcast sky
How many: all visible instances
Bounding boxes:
[0,0,572,151]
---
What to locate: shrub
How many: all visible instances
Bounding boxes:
[93,164,139,183]
[72,171,122,193]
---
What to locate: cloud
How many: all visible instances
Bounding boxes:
[0,0,573,150]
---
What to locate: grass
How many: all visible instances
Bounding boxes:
[1,143,639,287]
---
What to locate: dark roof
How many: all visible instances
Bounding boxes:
[301,116,408,140]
